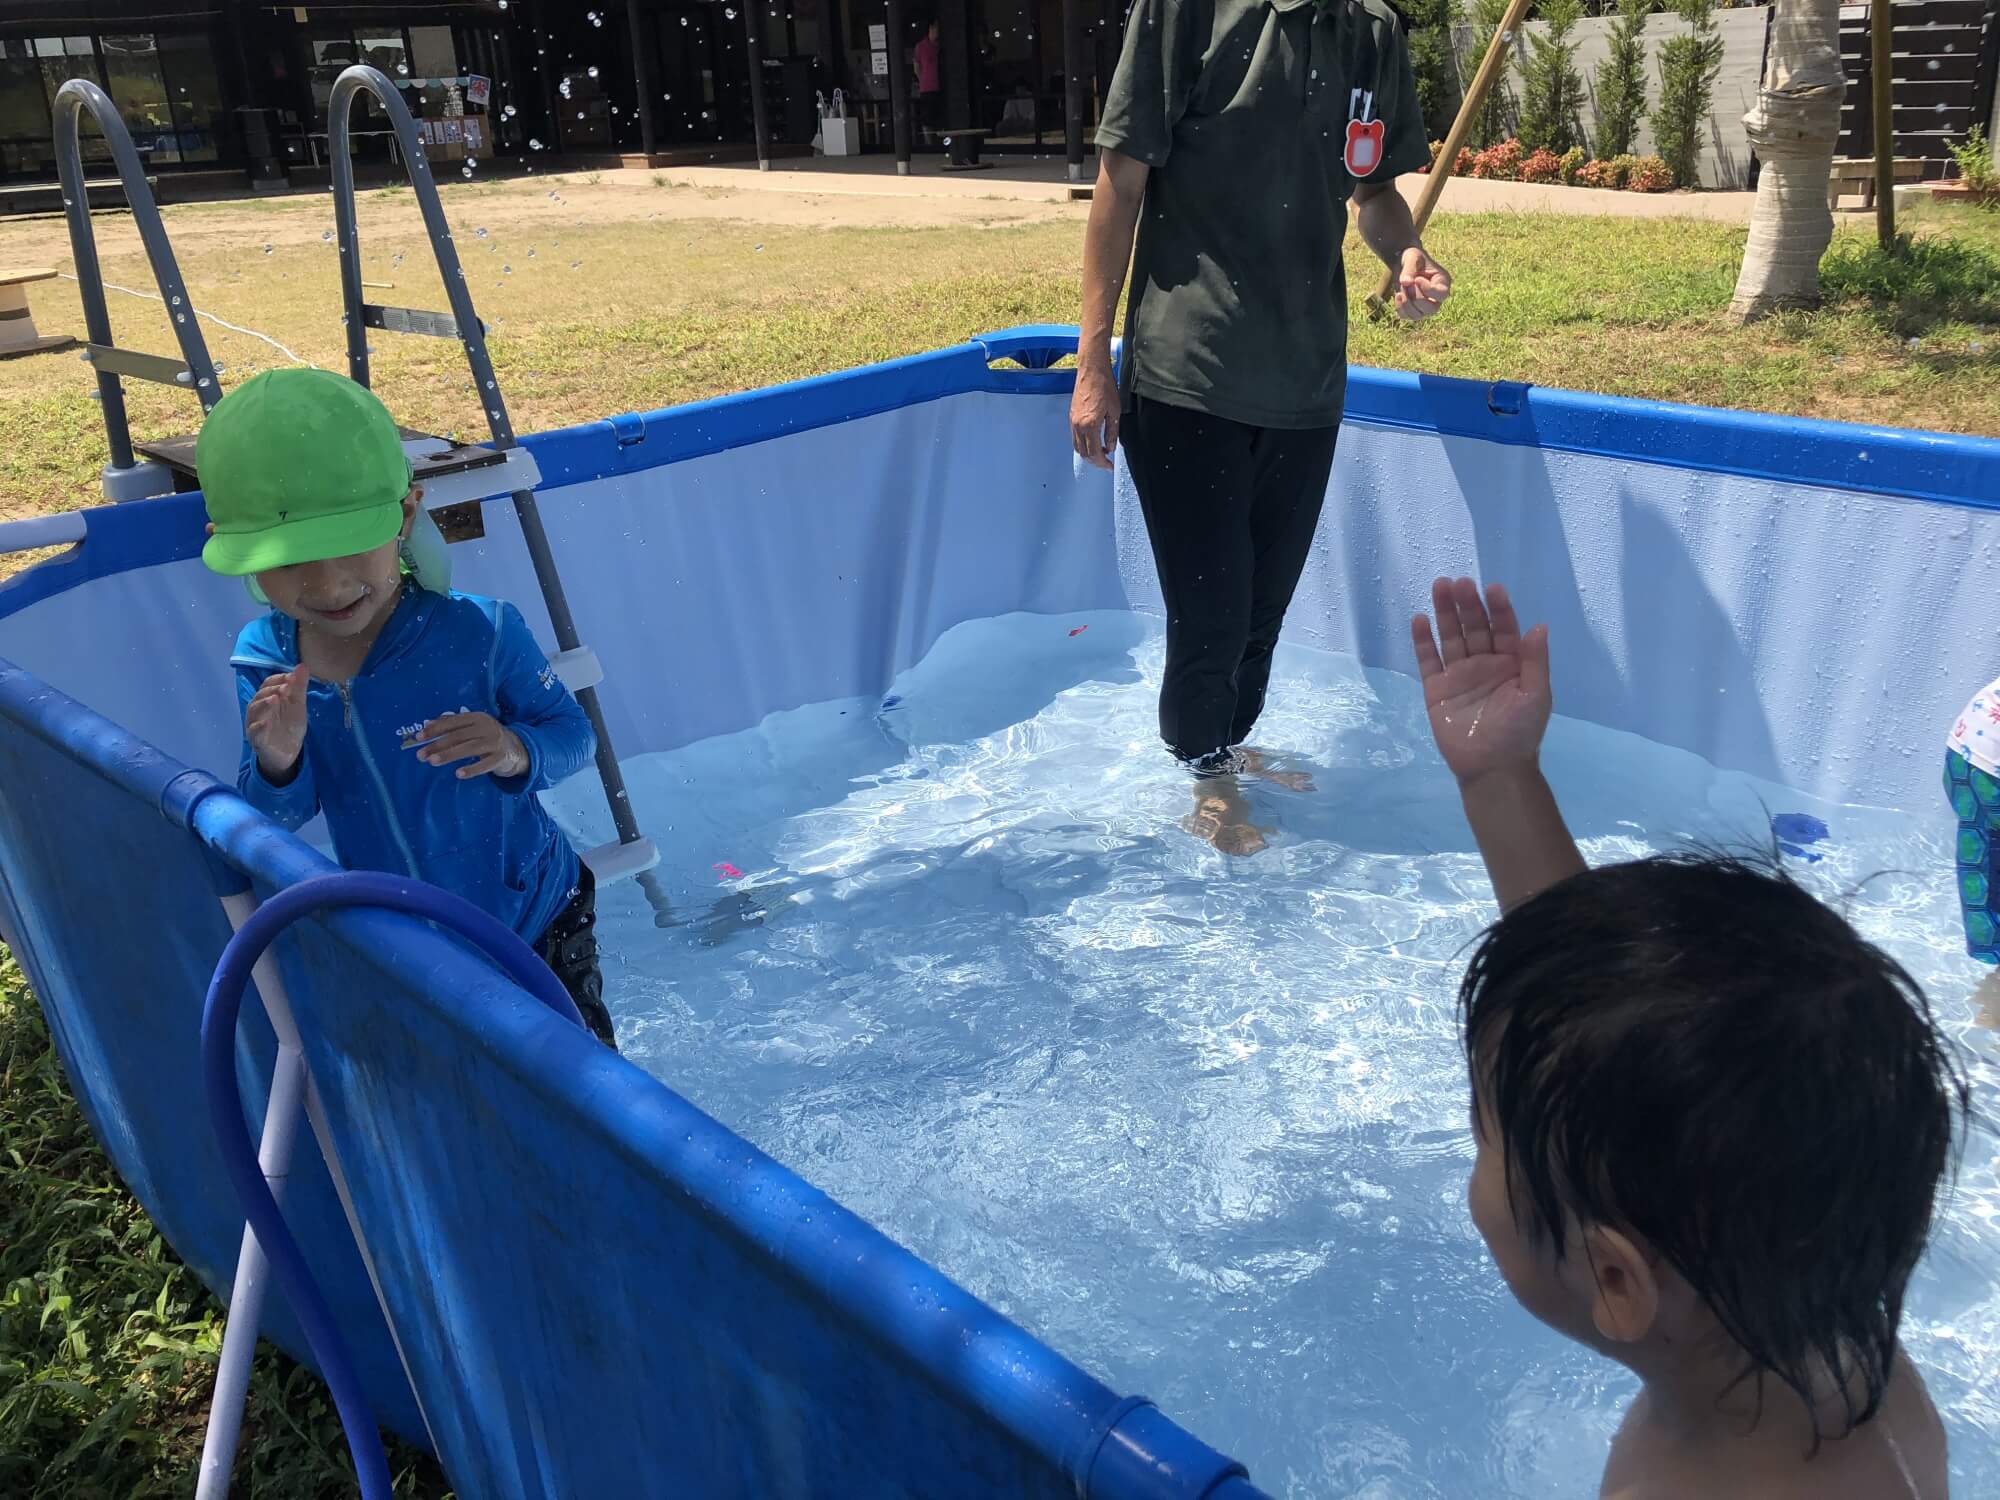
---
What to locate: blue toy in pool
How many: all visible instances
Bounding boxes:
[1772,812,1832,863]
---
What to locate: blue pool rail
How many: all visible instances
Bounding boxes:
[0,656,1272,1497]
[199,872,588,1499]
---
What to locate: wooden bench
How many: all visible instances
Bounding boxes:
[0,176,161,214]
[941,128,993,172]
[1827,157,1924,210]
[0,268,76,359]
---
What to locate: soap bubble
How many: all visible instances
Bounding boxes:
[588,66,600,78]
[475,226,489,237]
[262,243,273,254]
[322,229,333,242]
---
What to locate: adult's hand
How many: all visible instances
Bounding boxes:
[1073,149,1148,473]
[1394,247,1452,322]
[1072,363,1121,471]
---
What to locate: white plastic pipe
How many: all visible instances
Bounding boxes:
[0,512,86,556]
[197,891,439,1498]
[197,892,309,1500]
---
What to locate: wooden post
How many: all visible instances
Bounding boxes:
[627,0,658,161]
[1367,0,1534,315]
[743,0,772,169]
[886,0,913,173]
[1871,0,1896,250]
[1063,0,1088,182]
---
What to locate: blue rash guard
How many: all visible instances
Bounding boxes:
[232,586,596,944]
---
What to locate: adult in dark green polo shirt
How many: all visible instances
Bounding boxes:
[1072,0,1451,850]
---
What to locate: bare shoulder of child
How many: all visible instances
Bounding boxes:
[1600,1347,1948,1498]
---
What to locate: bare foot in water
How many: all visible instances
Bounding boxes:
[1183,779,1272,856]
[1974,967,2000,1030]
[1233,747,1317,794]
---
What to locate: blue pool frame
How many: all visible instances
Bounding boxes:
[2,330,1998,1498]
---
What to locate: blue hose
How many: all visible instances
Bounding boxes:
[200,871,588,1499]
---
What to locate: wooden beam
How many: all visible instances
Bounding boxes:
[1872,0,1896,248]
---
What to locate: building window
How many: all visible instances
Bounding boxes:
[102,35,179,162]
[158,35,224,165]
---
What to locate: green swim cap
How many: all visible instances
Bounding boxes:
[197,367,414,577]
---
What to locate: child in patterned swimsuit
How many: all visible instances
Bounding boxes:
[1946,673,2000,1026]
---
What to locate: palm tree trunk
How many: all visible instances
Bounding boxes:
[1729,0,1847,322]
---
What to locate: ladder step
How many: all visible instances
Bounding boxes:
[85,342,193,388]
[548,646,604,694]
[584,837,661,884]
[361,303,468,339]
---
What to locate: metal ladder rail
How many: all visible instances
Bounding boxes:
[325,64,660,890]
[52,79,222,500]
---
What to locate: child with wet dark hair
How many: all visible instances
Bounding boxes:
[1412,575,1967,1499]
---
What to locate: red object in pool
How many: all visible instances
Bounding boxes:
[1069,626,1088,637]
[714,862,744,880]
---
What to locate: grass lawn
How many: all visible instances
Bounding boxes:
[0,175,1994,1495]
[0,175,1995,542]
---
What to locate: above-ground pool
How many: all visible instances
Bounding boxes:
[2,331,1998,1497]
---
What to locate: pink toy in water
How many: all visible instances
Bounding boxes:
[714,862,744,880]
[1069,625,1088,637]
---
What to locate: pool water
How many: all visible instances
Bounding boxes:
[548,611,2000,1498]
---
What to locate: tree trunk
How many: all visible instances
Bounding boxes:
[1729,0,1847,323]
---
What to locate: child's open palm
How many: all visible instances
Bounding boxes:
[246,664,309,782]
[1411,577,1551,783]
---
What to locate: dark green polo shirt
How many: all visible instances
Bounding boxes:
[1098,0,1428,429]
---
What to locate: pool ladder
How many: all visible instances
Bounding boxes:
[46,69,661,890]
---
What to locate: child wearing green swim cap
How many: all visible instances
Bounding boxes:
[199,367,618,1047]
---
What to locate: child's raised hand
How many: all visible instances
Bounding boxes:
[245,664,309,782]
[1411,577,1551,784]
[407,712,530,781]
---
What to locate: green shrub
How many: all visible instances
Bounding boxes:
[1518,0,1588,155]
[1651,0,1723,190]
[1594,0,1653,159]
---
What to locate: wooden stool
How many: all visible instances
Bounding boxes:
[1827,157,1925,211]
[0,268,77,359]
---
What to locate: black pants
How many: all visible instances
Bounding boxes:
[536,862,617,1049]
[1121,396,1339,766]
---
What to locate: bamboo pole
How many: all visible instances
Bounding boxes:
[1367,0,1535,318]
[1871,0,1896,250]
